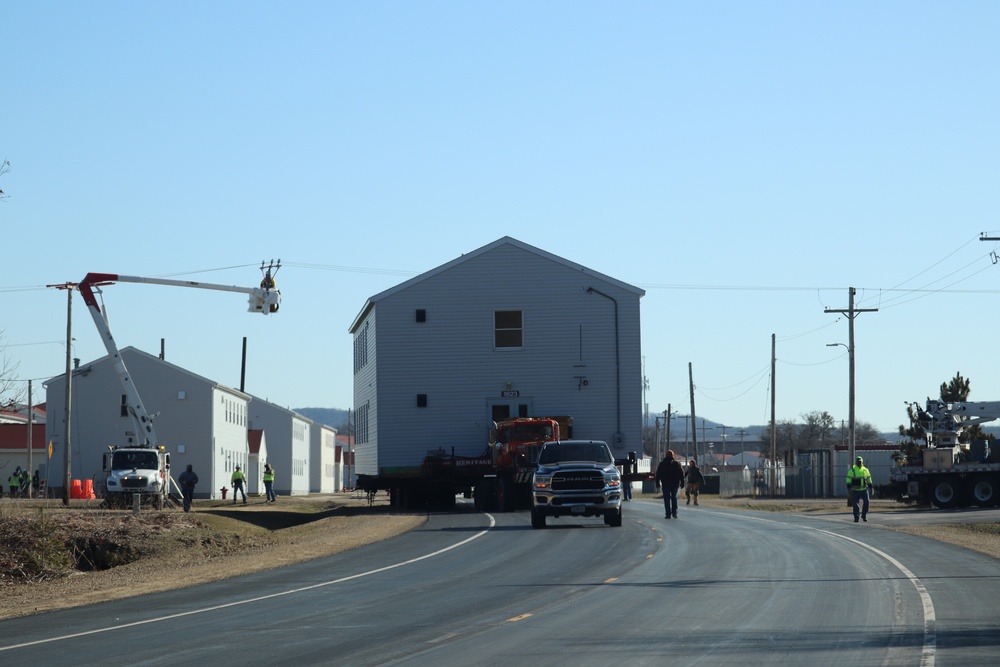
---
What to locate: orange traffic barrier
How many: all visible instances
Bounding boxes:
[82,479,95,499]
[70,479,83,499]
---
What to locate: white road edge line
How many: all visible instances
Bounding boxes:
[730,512,936,667]
[813,527,936,667]
[0,513,497,652]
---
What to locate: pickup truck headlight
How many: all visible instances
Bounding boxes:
[533,475,552,489]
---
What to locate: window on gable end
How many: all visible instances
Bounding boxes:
[494,310,523,349]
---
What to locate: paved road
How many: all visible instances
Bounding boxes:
[1,499,998,666]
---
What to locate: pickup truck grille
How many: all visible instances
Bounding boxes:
[551,471,604,491]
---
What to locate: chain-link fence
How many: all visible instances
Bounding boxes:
[716,455,899,499]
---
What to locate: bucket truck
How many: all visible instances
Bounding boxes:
[78,261,281,509]
[891,398,1000,508]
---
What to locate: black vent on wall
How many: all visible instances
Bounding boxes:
[416,309,426,323]
[417,394,428,408]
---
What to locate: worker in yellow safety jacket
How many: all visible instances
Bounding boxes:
[262,463,276,503]
[846,456,873,523]
[231,465,248,504]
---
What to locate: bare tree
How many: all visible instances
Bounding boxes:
[0,330,23,407]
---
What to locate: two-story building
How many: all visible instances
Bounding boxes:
[349,236,645,483]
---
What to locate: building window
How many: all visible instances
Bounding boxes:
[354,320,370,374]
[494,310,523,349]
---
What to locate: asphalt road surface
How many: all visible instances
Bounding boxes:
[2,499,998,666]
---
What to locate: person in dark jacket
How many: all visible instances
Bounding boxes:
[178,464,199,512]
[654,450,685,519]
[685,460,705,506]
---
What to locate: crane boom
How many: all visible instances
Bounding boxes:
[77,261,281,447]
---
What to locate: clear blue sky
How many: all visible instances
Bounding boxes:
[4,2,1000,434]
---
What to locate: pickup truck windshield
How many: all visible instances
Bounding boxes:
[538,443,612,465]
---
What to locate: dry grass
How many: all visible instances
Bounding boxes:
[0,494,424,620]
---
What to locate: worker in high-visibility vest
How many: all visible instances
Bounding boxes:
[231,465,248,505]
[262,463,276,502]
[846,456,873,523]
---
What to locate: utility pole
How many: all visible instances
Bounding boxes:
[736,428,748,466]
[770,333,776,498]
[642,356,649,429]
[664,406,671,462]
[48,282,77,506]
[27,379,33,498]
[825,287,878,468]
[654,416,661,463]
[689,363,698,464]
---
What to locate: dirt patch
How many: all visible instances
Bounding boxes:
[0,495,424,620]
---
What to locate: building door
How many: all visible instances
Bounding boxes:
[488,398,533,425]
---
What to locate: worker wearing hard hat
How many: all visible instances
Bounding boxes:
[231,465,248,505]
[846,456,873,523]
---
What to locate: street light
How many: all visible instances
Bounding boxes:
[827,342,856,467]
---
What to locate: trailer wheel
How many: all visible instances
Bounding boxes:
[930,477,961,509]
[531,508,546,529]
[969,475,998,507]
[433,484,456,511]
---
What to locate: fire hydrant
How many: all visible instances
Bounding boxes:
[221,487,228,500]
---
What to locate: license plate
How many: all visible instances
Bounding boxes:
[571,506,585,513]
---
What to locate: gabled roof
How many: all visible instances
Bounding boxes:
[50,346,251,400]
[0,424,47,451]
[349,236,645,333]
[248,429,264,454]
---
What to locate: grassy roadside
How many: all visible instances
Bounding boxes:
[0,494,424,620]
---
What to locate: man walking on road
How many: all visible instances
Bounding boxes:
[684,460,705,506]
[847,455,872,523]
[655,450,685,519]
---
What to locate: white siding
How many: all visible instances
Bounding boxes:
[351,238,644,475]
[45,347,248,499]
[247,398,311,496]
[309,422,338,494]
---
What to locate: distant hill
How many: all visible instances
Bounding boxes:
[295,407,349,430]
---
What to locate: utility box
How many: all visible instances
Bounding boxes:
[924,447,956,469]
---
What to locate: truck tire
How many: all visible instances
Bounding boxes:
[930,477,961,509]
[498,476,516,513]
[605,508,623,527]
[475,478,498,513]
[969,475,998,507]
[531,508,546,529]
